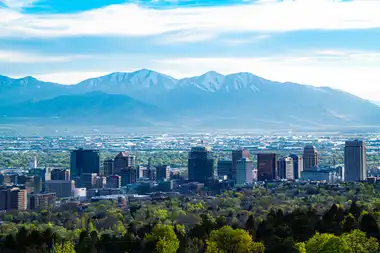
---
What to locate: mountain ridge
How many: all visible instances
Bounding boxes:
[0,69,379,129]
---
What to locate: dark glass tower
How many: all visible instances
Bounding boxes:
[344,140,366,182]
[70,148,100,179]
[103,159,114,177]
[114,152,136,175]
[302,145,318,170]
[188,146,214,183]
[257,153,277,181]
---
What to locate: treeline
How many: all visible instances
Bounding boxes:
[1,203,380,253]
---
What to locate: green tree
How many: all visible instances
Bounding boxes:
[302,233,350,253]
[54,241,76,253]
[342,230,379,253]
[205,226,264,253]
[145,224,179,253]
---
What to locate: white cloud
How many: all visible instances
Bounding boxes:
[315,50,348,56]
[156,30,216,43]
[223,34,271,46]
[1,0,38,9]
[0,50,89,63]
[1,0,380,40]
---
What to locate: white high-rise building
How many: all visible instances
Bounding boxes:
[236,157,253,186]
[277,157,294,180]
[344,140,366,182]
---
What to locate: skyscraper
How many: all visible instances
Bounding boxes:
[45,180,74,198]
[51,169,70,181]
[156,165,170,181]
[303,145,318,170]
[232,149,250,181]
[188,146,214,183]
[120,168,137,186]
[146,158,157,181]
[106,175,121,188]
[236,157,253,186]
[257,153,277,181]
[29,193,56,210]
[96,176,106,188]
[114,152,136,175]
[80,173,98,189]
[0,187,27,211]
[277,157,294,179]
[103,159,114,176]
[289,154,303,179]
[217,160,233,180]
[344,140,367,182]
[336,166,344,181]
[70,148,100,178]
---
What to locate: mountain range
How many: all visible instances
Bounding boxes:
[1,69,379,130]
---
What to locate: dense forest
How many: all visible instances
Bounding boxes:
[2,183,380,252]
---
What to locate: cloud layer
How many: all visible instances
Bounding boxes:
[1,0,380,100]
[2,0,380,40]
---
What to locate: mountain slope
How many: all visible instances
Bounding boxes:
[371,101,380,107]
[0,70,379,128]
[75,69,178,101]
[0,75,69,106]
[0,92,162,126]
[154,72,380,126]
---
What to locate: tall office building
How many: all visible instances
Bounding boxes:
[0,174,12,186]
[257,153,277,181]
[11,188,27,210]
[96,176,106,188]
[80,173,98,189]
[188,146,214,183]
[120,168,137,186]
[33,176,42,193]
[29,193,56,210]
[29,168,50,183]
[146,159,157,181]
[156,165,170,181]
[289,154,303,179]
[0,187,27,211]
[336,166,344,181]
[17,175,36,193]
[51,169,70,181]
[277,157,294,179]
[344,140,367,182]
[103,159,114,176]
[232,149,250,181]
[114,152,136,175]
[303,145,318,170]
[236,157,253,186]
[70,148,100,179]
[217,160,233,180]
[45,180,74,198]
[106,175,121,188]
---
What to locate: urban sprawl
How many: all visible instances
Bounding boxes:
[0,134,378,211]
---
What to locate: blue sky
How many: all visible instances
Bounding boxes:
[1,0,380,100]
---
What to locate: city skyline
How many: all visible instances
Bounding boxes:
[1,0,380,100]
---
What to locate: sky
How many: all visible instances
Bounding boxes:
[1,0,380,100]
